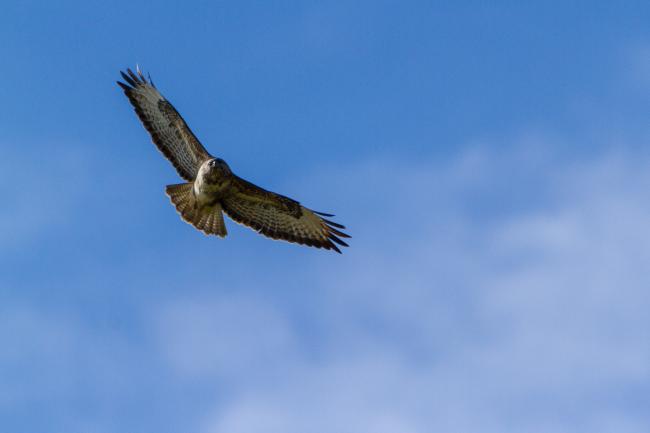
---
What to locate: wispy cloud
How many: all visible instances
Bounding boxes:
[3,129,649,433]
[155,295,297,380]
[150,136,650,433]
[3,4,650,433]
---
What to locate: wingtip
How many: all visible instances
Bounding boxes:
[120,70,136,87]
[314,210,335,217]
[127,68,140,84]
[119,65,156,89]
[329,234,349,248]
[329,227,351,239]
[329,242,342,254]
[323,218,345,230]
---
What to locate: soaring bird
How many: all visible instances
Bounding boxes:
[117,67,349,253]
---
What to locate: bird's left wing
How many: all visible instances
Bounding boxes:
[117,67,212,181]
[222,176,350,253]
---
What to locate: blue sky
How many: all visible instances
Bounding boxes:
[1,1,650,432]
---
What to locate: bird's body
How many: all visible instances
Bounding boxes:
[117,67,349,252]
[193,158,233,205]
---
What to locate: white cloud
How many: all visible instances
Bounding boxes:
[5,137,650,433]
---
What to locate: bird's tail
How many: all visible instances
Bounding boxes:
[165,183,227,237]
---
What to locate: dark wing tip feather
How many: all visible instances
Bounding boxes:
[322,218,345,229]
[328,233,349,248]
[314,211,335,217]
[147,72,156,88]
[320,214,350,253]
[328,226,351,238]
[119,67,154,89]
[120,71,136,87]
[126,68,141,84]
[329,242,342,254]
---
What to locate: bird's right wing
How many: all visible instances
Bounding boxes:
[222,175,350,253]
[117,67,212,181]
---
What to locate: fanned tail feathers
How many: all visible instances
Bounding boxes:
[165,183,227,237]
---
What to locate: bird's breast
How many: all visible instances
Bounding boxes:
[193,174,231,206]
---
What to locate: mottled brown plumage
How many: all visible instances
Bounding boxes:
[118,67,350,252]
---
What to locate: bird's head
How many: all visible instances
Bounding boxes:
[205,158,232,177]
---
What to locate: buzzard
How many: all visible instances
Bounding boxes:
[117,67,349,253]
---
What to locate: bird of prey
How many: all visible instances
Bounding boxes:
[117,67,350,253]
